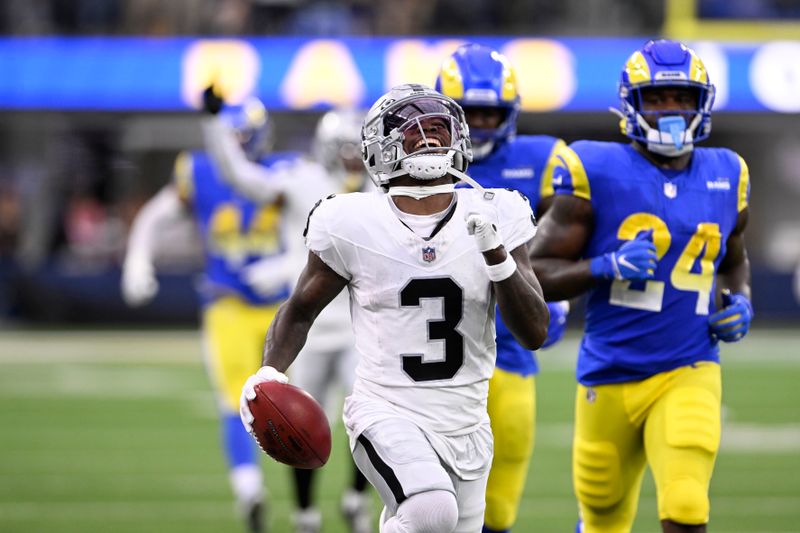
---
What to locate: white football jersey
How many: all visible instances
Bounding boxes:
[305,187,536,435]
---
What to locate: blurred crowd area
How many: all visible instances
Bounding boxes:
[4,0,798,37]
[1,0,667,37]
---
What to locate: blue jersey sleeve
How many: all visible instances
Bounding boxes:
[552,142,591,202]
[735,153,750,213]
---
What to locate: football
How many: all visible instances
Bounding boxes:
[248,381,332,469]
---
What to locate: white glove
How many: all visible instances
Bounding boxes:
[121,256,158,307]
[241,256,293,297]
[239,365,289,433]
[465,212,503,252]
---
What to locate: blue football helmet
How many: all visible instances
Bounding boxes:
[435,44,520,155]
[617,39,715,157]
[219,96,272,161]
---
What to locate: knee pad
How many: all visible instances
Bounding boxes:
[665,387,720,454]
[573,439,623,510]
[660,476,709,525]
[388,490,458,533]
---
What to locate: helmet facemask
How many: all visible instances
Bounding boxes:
[616,40,715,158]
[362,86,473,189]
[621,83,715,157]
[462,104,517,161]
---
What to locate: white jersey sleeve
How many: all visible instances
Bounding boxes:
[493,188,537,253]
[304,195,354,281]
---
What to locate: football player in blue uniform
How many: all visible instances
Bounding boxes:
[436,43,569,533]
[530,40,752,533]
[121,96,287,533]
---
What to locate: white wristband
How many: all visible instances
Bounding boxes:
[486,254,517,282]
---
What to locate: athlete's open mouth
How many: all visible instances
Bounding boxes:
[413,136,443,151]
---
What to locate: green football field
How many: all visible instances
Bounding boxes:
[1,328,798,533]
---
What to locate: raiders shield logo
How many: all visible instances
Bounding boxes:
[422,246,436,263]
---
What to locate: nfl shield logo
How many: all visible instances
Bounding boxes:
[422,246,436,263]
[664,182,678,199]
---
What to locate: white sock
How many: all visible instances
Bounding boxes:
[230,464,264,505]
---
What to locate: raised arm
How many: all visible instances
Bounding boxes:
[201,116,293,204]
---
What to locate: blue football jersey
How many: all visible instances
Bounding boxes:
[174,150,297,307]
[467,135,565,376]
[554,141,750,385]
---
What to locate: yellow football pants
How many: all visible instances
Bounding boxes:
[573,361,721,532]
[202,296,282,412]
[484,367,536,531]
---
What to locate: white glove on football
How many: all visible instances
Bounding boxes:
[121,256,158,307]
[241,256,294,297]
[465,212,503,252]
[239,365,289,433]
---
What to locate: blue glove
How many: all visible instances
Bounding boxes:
[709,290,753,343]
[590,229,657,281]
[541,301,569,349]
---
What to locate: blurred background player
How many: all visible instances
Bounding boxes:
[121,94,283,532]
[201,86,374,533]
[530,39,753,532]
[436,43,569,533]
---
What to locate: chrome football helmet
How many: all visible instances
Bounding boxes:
[361,84,474,189]
[219,96,272,161]
[311,108,367,191]
[616,39,715,157]
[435,43,520,160]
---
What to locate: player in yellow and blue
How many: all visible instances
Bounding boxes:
[530,40,753,533]
[121,96,289,533]
[436,43,569,533]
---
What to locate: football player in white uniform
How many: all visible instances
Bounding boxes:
[201,90,374,533]
[239,84,550,533]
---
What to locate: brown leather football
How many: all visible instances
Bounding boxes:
[248,381,332,469]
